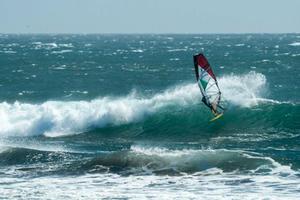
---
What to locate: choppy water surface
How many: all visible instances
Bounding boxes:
[0,34,299,199]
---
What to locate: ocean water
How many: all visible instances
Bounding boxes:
[0,34,299,199]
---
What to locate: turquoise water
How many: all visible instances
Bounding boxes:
[0,34,299,199]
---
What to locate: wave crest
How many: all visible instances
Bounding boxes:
[0,72,272,137]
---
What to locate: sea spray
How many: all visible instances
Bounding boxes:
[219,71,267,107]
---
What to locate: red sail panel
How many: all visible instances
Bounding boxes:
[195,54,216,81]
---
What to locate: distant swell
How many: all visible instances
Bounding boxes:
[0,145,292,176]
[0,71,291,137]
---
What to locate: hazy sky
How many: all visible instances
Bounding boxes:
[1,0,300,33]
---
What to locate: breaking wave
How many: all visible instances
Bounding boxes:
[0,71,292,137]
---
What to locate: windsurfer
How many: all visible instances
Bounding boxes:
[202,96,218,115]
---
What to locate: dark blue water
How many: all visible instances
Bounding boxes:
[0,34,299,199]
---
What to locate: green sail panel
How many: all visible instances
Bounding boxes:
[200,79,208,90]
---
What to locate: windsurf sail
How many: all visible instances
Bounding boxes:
[193,53,224,115]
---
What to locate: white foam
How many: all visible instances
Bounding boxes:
[2,171,299,200]
[292,53,300,57]
[3,50,16,54]
[1,147,298,199]
[167,48,187,52]
[0,85,199,137]
[59,43,73,48]
[0,72,270,137]
[42,43,58,48]
[131,49,144,53]
[288,42,300,46]
[255,98,293,105]
[3,172,300,199]
[219,71,267,107]
[130,146,251,165]
[51,50,73,54]
[169,58,180,61]
[32,42,59,50]
[84,43,92,47]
